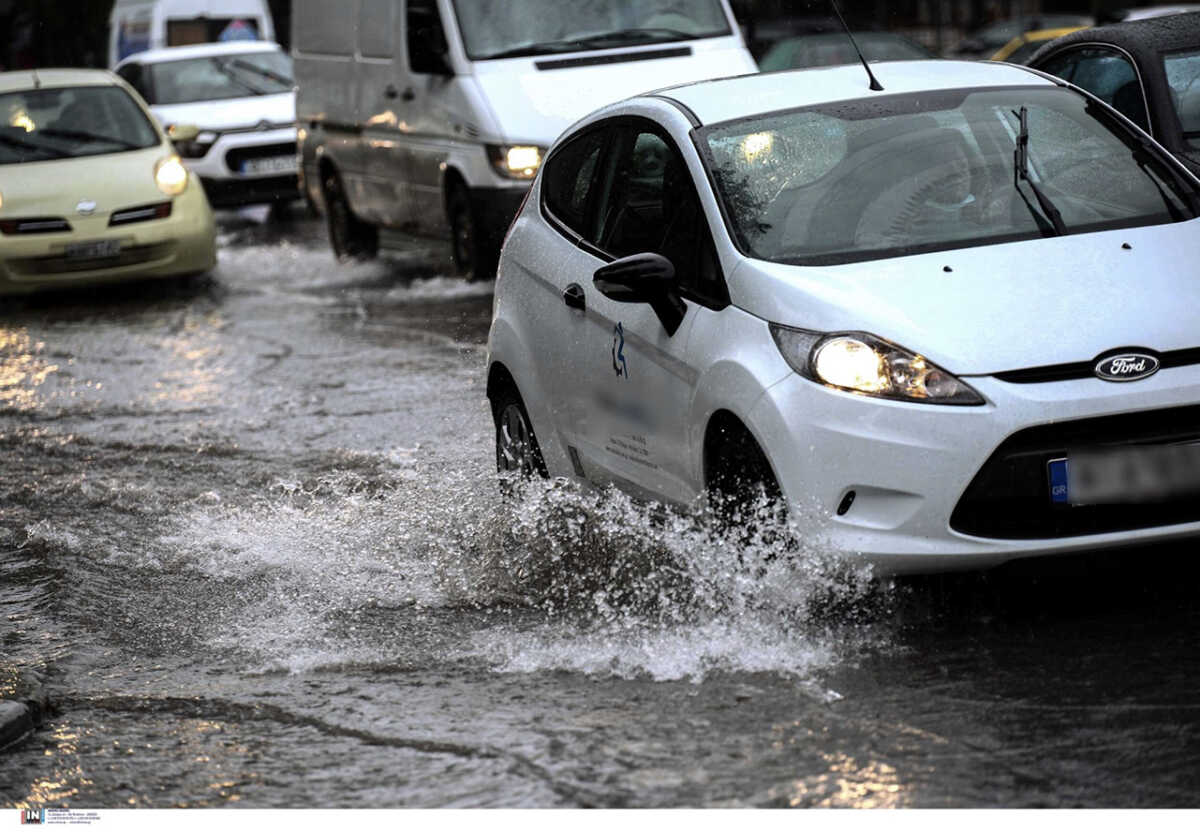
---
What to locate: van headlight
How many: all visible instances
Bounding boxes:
[770,325,985,405]
[154,156,189,196]
[487,144,544,179]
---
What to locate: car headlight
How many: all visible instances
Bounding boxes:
[487,144,544,180]
[154,156,189,196]
[769,324,985,405]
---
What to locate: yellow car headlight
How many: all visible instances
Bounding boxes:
[154,156,189,196]
[487,144,544,180]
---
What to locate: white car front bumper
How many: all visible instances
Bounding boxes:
[751,364,1200,574]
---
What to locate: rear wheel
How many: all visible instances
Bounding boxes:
[492,385,548,483]
[322,169,378,261]
[448,184,498,282]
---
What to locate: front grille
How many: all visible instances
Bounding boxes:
[994,347,1200,383]
[109,202,172,227]
[225,142,297,171]
[951,405,1200,539]
[8,242,175,276]
[0,217,72,235]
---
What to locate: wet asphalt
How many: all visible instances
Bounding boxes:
[1,207,1198,808]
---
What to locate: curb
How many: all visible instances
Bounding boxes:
[0,700,35,751]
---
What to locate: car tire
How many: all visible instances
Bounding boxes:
[322,169,378,262]
[706,421,784,534]
[492,384,548,483]
[448,184,498,282]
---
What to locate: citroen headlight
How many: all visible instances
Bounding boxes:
[769,325,985,406]
[487,144,544,180]
[154,156,189,196]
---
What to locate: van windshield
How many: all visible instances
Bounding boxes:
[451,0,732,60]
[699,86,1199,266]
[0,86,159,166]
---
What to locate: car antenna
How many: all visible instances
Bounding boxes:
[828,0,883,91]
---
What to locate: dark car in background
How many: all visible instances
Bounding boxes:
[1029,12,1200,177]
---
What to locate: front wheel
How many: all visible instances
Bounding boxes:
[493,386,548,483]
[448,185,498,282]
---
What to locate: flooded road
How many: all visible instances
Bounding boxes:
[2,210,1198,808]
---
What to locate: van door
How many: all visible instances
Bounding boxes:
[357,0,408,227]
[403,0,459,238]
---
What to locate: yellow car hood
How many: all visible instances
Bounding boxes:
[1,146,173,219]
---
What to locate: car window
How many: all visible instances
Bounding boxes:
[146,51,294,105]
[699,86,1197,266]
[595,126,724,304]
[1039,47,1150,132]
[1164,49,1200,150]
[0,85,160,165]
[408,0,451,74]
[542,129,608,238]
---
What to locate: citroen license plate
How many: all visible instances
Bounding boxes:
[1049,444,1200,505]
[64,240,121,260]
[242,156,297,176]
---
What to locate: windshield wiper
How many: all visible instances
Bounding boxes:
[0,132,47,153]
[1012,106,1066,237]
[1132,148,1188,222]
[572,27,700,46]
[37,128,143,150]
[212,59,270,95]
[477,39,593,60]
[227,59,294,89]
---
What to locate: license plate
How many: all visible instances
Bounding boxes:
[1049,443,1200,505]
[241,156,297,176]
[64,240,121,260]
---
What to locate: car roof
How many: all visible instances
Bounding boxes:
[655,60,1054,126]
[1029,11,1200,64]
[0,68,119,94]
[116,40,281,67]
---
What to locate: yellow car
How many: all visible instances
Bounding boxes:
[0,69,216,296]
[989,26,1089,64]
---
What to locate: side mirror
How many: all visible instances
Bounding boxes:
[594,253,687,336]
[168,123,200,143]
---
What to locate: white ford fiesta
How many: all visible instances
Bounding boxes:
[485,59,1200,574]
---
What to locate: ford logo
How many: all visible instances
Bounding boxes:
[1094,351,1160,382]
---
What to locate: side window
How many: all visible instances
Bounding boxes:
[117,63,149,102]
[596,127,725,306]
[407,0,451,74]
[1042,47,1150,133]
[359,0,395,59]
[543,130,607,238]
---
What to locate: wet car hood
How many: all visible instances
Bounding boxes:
[732,220,1200,376]
[149,92,296,131]
[471,40,754,145]
[0,146,171,218]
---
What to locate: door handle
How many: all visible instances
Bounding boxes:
[563,283,586,312]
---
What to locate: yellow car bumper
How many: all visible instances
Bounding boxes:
[0,177,217,296]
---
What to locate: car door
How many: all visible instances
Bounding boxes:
[1036,46,1153,134]
[562,120,715,506]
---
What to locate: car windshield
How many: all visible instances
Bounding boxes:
[700,86,1198,266]
[1164,49,1200,150]
[146,51,294,104]
[450,0,732,60]
[758,33,930,71]
[0,85,160,166]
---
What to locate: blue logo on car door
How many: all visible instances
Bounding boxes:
[612,322,628,379]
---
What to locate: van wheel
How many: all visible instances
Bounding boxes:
[323,169,378,261]
[448,184,498,282]
[492,385,548,482]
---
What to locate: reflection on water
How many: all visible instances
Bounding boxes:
[0,328,59,412]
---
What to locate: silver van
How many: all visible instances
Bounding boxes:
[292,0,756,278]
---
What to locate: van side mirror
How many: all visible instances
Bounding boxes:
[594,253,686,336]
